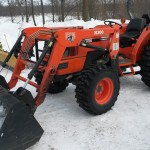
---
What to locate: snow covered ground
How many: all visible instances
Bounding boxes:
[33,76,150,150]
[0,17,150,150]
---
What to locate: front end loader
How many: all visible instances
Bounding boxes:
[0,15,150,149]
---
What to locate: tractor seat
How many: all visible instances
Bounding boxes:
[120,18,146,47]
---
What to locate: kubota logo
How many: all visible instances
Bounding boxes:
[94,30,104,35]
[66,32,76,42]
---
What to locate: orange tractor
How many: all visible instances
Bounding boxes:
[0,14,150,149]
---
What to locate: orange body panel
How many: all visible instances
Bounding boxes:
[57,57,86,75]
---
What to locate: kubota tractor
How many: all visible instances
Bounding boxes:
[0,12,150,150]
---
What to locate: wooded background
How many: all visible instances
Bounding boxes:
[0,0,149,25]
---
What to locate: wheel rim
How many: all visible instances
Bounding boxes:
[95,77,114,105]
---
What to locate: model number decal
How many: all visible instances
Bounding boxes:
[94,30,104,35]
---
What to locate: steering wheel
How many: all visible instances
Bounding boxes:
[104,20,123,29]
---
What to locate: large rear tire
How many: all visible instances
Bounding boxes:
[140,42,150,87]
[75,65,120,115]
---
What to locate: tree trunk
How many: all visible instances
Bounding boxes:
[76,1,80,20]
[61,0,65,22]
[7,0,14,23]
[82,0,89,21]
[31,0,37,26]
[40,0,45,26]
[16,0,24,22]
[51,0,54,22]
[88,0,94,19]
[25,0,29,22]
[112,0,116,19]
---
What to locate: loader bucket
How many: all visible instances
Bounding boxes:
[0,76,44,150]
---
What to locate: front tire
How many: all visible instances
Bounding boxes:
[48,81,69,94]
[75,65,120,115]
[34,71,69,94]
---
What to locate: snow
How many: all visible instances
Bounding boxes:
[0,17,150,150]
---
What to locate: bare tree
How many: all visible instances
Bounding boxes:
[82,0,89,21]
[88,0,94,19]
[7,0,15,22]
[76,1,80,20]
[25,0,29,22]
[31,0,37,26]
[61,0,65,22]
[40,0,45,26]
[16,0,24,21]
[112,0,116,19]
[55,0,61,21]
[0,0,150,22]
[51,0,55,22]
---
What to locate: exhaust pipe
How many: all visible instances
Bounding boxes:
[0,76,44,150]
